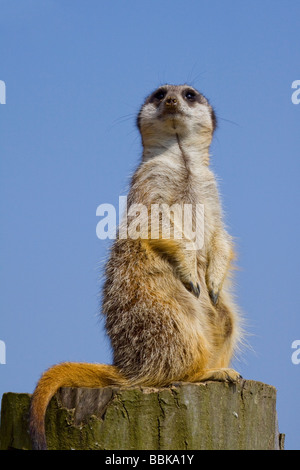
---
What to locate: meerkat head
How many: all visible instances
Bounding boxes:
[137,84,217,145]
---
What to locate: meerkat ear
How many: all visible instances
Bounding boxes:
[210,107,217,133]
[136,111,142,131]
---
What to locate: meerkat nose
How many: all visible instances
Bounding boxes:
[165,96,178,107]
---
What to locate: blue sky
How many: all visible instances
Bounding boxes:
[0,0,300,450]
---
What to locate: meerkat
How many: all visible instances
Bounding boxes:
[29,84,243,450]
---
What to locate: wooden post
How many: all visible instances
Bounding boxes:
[0,380,284,450]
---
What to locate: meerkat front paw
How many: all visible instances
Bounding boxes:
[172,251,200,298]
[209,289,219,305]
[207,278,220,305]
[180,272,200,298]
[186,280,201,298]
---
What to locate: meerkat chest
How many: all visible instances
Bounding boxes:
[154,154,218,208]
[132,149,221,237]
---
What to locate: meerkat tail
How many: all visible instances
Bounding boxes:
[29,362,127,450]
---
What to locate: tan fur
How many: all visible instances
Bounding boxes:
[29,84,242,450]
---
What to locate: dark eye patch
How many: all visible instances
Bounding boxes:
[183,88,208,105]
[148,88,167,103]
[184,89,197,101]
[154,90,166,100]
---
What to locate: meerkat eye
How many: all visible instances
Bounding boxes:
[185,89,196,101]
[153,90,166,101]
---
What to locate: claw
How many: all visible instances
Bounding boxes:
[209,290,219,305]
[225,371,243,383]
[188,281,200,298]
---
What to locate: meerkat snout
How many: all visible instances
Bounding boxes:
[165,96,178,107]
[163,95,179,116]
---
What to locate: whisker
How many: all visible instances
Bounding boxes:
[112,113,137,124]
[187,69,207,88]
[106,113,137,132]
[217,116,241,127]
